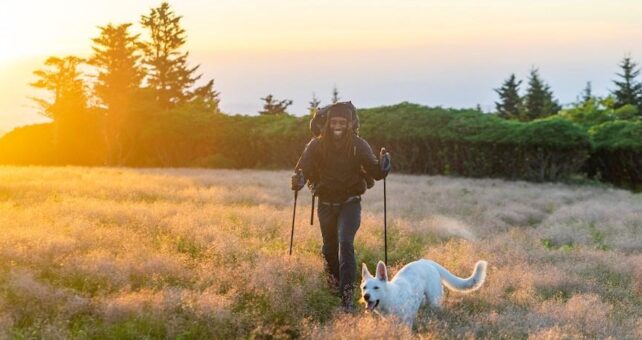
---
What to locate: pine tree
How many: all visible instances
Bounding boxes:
[30,56,89,160]
[259,95,292,115]
[331,85,340,104]
[494,74,522,119]
[308,92,321,117]
[523,68,561,120]
[190,79,221,114]
[90,23,144,110]
[140,2,218,110]
[611,56,642,113]
[544,82,562,114]
[88,23,145,164]
[31,56,87,122]
[579,81,593,105]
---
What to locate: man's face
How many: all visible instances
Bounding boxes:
[329,117,349,139]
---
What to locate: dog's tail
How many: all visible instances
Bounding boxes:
[434,260,487,292]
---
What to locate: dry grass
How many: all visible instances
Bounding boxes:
[0,166,640,339]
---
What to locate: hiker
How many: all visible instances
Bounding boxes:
[291,102,391,311]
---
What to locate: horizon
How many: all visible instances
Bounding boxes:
[1,0,642,132]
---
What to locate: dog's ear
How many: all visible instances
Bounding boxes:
[376,261,388,281]
[362,263,372,280]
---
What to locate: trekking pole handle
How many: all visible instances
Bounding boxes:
[292,169,305,192]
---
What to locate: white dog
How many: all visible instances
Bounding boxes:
[360,259,487,326]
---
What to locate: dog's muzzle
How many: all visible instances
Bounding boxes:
[365,299,379,311]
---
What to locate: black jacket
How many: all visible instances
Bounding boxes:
[295,136,386,203]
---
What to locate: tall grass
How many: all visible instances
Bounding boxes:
[0,166,640,338]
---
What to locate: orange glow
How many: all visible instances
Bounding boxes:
[1,1,641,63]
[1,0,642,131]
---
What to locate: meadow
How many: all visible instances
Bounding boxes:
[0,166,640,339]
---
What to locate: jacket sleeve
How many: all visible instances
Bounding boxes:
[356,138,386,180]
[294,138,319,181]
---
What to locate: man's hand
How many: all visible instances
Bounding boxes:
[291,170,305,191]
[379,147,391,174]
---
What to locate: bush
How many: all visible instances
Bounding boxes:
[584,120,642,190]
[0,121,104,166]
[358,103,590,181]
[0,102,595,183]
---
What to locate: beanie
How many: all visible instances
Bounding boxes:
[327,103,353,121]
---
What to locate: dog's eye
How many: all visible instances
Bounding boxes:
[374,286,379,290]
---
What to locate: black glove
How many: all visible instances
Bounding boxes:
[379,147,391,174]
[291,170,305,191]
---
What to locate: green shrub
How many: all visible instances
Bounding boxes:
[358,103,590,181]
[584,120,642,190]
[0,102,595,183]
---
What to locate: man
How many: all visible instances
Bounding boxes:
[291,102,391,311]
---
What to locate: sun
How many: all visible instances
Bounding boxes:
[0,5,35,65]
[0,2,88,66]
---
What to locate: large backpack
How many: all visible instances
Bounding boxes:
[309,101,360,137]
[307,101,374,193]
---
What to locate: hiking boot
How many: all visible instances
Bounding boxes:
[340,284,355,313]
[341,298,355,313]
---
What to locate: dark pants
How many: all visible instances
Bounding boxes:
[317,197,361,297]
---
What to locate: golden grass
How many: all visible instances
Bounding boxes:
[0,166,640,338]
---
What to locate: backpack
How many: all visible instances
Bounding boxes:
[307,101,374,194]
[310,101,360,137]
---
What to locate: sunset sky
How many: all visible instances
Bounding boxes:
[1,0,642,133]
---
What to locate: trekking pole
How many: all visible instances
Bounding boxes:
[289,190,298,255]
[384,175,388,266]
[310,194,315,225]
[289,170,302,256]
[381,147,389,266]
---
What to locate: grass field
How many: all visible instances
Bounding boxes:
[0,166,640,339]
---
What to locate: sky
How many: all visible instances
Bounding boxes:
[1,0,642,133]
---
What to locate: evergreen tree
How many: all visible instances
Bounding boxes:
[494,74,522,119]
[31,56,87,122]
[140,2,218,110]
[190,79,221,114]
[611,56,642,113]
[88,23,145,164]
[524,68,561,120]
[308,92,321,117]
[259,94,292,115]
[30,56,90,161]
[545,83,562,114]
[90,23,144,109]
[579,81,593,105]
[331,85,340,104]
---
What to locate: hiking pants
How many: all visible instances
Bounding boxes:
[317,196,361,296]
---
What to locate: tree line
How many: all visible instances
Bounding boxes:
[494,57,642,122]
